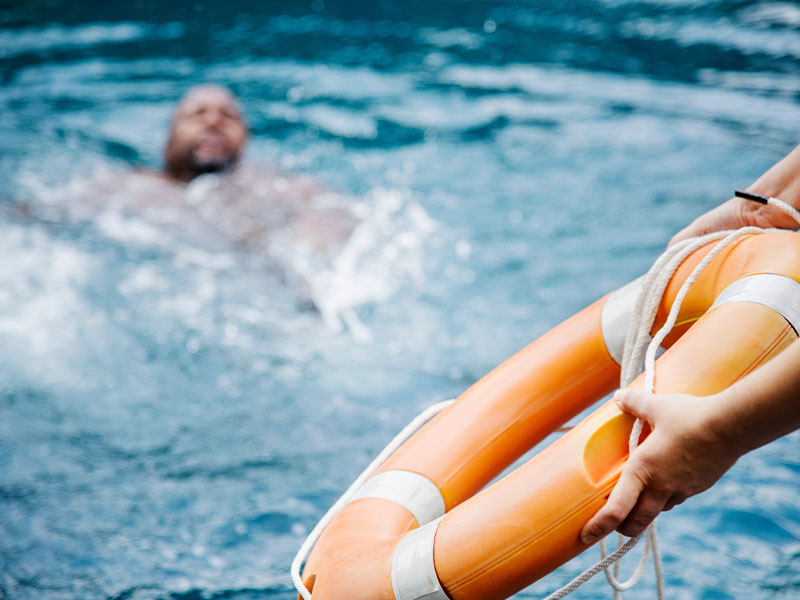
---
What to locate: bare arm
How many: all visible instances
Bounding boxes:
[581,338,800,545]
[669,144,800,246]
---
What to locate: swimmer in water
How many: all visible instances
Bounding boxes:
[151,84,360,312]
[123,83,357,257]
[15,84,424,328]
[161,84,249,183]
[16,83,360,316]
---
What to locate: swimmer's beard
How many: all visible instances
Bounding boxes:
[188,153,236,176]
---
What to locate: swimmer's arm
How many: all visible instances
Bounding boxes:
[289,204,359,254]
[581,337,800,545]
[670,143,800,246]
[273,173,360,253]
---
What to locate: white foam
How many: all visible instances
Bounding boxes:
[0,223,96,383]
[0,21,185,59]
[437,63,799,131]
[299,188,437,336]
[415,26,485,50]
[303,105,378,139]
[96,210,174,248]
[740,2,800,27]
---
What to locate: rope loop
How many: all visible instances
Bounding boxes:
[290,399,454,600]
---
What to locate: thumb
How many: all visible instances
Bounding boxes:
[614,388,659,423]
[667,213,713,248]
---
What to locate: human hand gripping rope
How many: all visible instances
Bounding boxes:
[547,190,800,600]
[291,191,800,600]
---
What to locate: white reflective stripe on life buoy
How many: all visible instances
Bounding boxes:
[350,470,446,527]
[391,516,449,600]
[601,276,666,365]
[710,273,800,334]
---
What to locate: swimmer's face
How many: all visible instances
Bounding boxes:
[164,86,248,181]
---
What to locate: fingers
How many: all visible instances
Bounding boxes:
[617,489,670,537]
[582,390,690,545]
[667,211,715,248]
[580,460,644,545]
[667,198,745,248]
[663,493,686,511]
[614,388,659,424]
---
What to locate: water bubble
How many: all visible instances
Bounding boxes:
[423,52,449,69]
[287,87,303,103]
[168,576,191,591]
[209,555,226,568]
[161,547,179,561]
[455,239,472,260]
[397,232,417,248]
[448,366,464,380]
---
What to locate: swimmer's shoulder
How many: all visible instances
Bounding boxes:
[133,168,186,187]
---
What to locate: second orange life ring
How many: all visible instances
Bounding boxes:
[300,231,800,600]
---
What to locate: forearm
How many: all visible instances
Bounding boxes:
[581,337,800,544]
[710,337,800,456]
[669,144,800,245]
[747,144,800,208]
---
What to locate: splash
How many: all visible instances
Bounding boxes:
[15,160,437,340]
[290,187,437,340]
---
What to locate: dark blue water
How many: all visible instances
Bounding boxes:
[1,1,799,599]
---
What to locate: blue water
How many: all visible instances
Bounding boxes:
[1,1,799,599]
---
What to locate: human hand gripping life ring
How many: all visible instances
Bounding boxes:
[299,231,800,600]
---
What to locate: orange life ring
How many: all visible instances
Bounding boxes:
[301,231,800,600]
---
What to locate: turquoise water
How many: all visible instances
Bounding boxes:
[1,1,799,599]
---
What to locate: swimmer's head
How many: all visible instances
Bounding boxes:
[164,84,249,182]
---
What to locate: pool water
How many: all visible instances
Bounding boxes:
[1,1,799,599]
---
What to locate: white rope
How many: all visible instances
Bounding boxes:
[768,195,800,226]
[290,399,455,600]
[597,233,725,599]
[540,534,643,600]
[597,227,761,600]
[290,196,800,600]
[593,230,741,597]
[549,195,800,599]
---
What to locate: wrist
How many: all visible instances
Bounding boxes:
[746,144,800,220]
[697,391,753,461]
[737,191,800,230]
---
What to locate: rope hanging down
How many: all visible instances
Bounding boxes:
[548,193,800,600]
[291,195,800,600]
